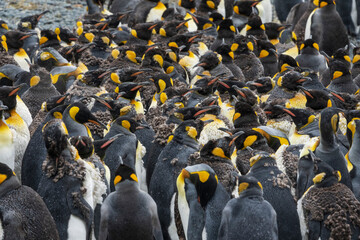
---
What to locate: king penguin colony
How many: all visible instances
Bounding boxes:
[1,0,360,239]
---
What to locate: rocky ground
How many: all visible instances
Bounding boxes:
[0,0,87,30]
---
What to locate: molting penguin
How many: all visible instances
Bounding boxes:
[99,164,163,240]
[0,162,60,240]
[177,164,230,240]
[218,175,278,240]
[298,159,360,240]
[36,119,95,240]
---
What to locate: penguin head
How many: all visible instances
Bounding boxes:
[299,39,320,54]
[0,85,23,110]
[36,47,69,71]
[17,10,49,31]
[264,22,288,41]
[70,136,94,159]
[277,70,306,92]
[115,82,149,100]
[167,34,193,53]
[215,43,234,63]
[278,54,299,73]
[237,175,263,196]
[332,47,351,66]
[41,94,68,112]
[233,86,259,106]
[233,1,261,17]
[178,0,196,10]
[42,118,69,158]
[246,77,274,94]
[141,47,165,68]
[209,12,224,26]
[257,40,277,59]
[277,106,316,130]
[111,67,152,84]
[217,19,236,38]
[0,20,9,31]
[233,101,257,125]
[159,20,188,38]
[113,116,142,133]
[131,22,158,41]
[200,137,234,159]
[196,51,222,70]
[67,102,106,128]
[201,0,220,11]
[352,47,360,64]
[39,29,60,47]
[0,163,16,185]
[150,73,174,93]
[313,0,335,8]
[174,120,204,140]
[1,30,34,51]
[94,134,122,159]
[313,159,341,187]
[252,126,290,151]
[231,35,255,54]
[319,107,342,133]
[246,13,265,34]
[57,27,78,44]
[192,76,220,95]
[114,164,138,186]
[329,61,350,81]
[232,130,267,150]
[178,164,218,207]
[92,31,113,49]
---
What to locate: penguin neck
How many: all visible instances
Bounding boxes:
[115,180,139,192]
[62,112,90,137]
[315,176,338,188]
[319,125,336,148]
[86,0,101,14]
[0,176,21,198]
[250,157,277,171]
[301,48,319,55]
[239,188,263,200]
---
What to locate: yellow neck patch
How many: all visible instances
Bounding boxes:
[238,182,249,194]
[114,175,122,185]
[212,147,228,159]
[243,135,257,149]
[259,50,269,58]
[192,171,210,183]
[186,126,197,139]
[0,174,7,184]
[313,172,325,184]
[121,120,131,131]
[69,106,80,121]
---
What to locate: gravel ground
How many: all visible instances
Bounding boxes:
[0,0,87,30]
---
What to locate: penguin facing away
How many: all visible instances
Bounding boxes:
[99,164,163,240]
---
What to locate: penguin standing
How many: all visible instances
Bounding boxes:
[149,120,203,240]
[218,175,278,240]
[37,119,95,240]
[99,164,163,240]
[0,85,30,179]
[346,119,360,201]
[247,152,302,240]
[315,107,353,190]
[0,163,60,240]
[274,0,302,23]
[295,39,327,74]
[305,0,349,56]
[298,159,360,240]
[0,101,14,172]
[176,164,230,240]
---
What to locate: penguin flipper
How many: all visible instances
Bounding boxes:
[66,188,94,240]
[98,203,109,240]
[185,179,205,240]
[308,215,321,240]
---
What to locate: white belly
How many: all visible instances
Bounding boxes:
[168,194,179,240]
[0,218,3,240]
[67,215,87,240]
[135,140,148,192]
[0,144,16,170]
[146,7,165,22]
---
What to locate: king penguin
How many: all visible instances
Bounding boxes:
[218,175,278,240]
[99,164,163,240]
[176,163,230,240]
[0,162,60,240]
